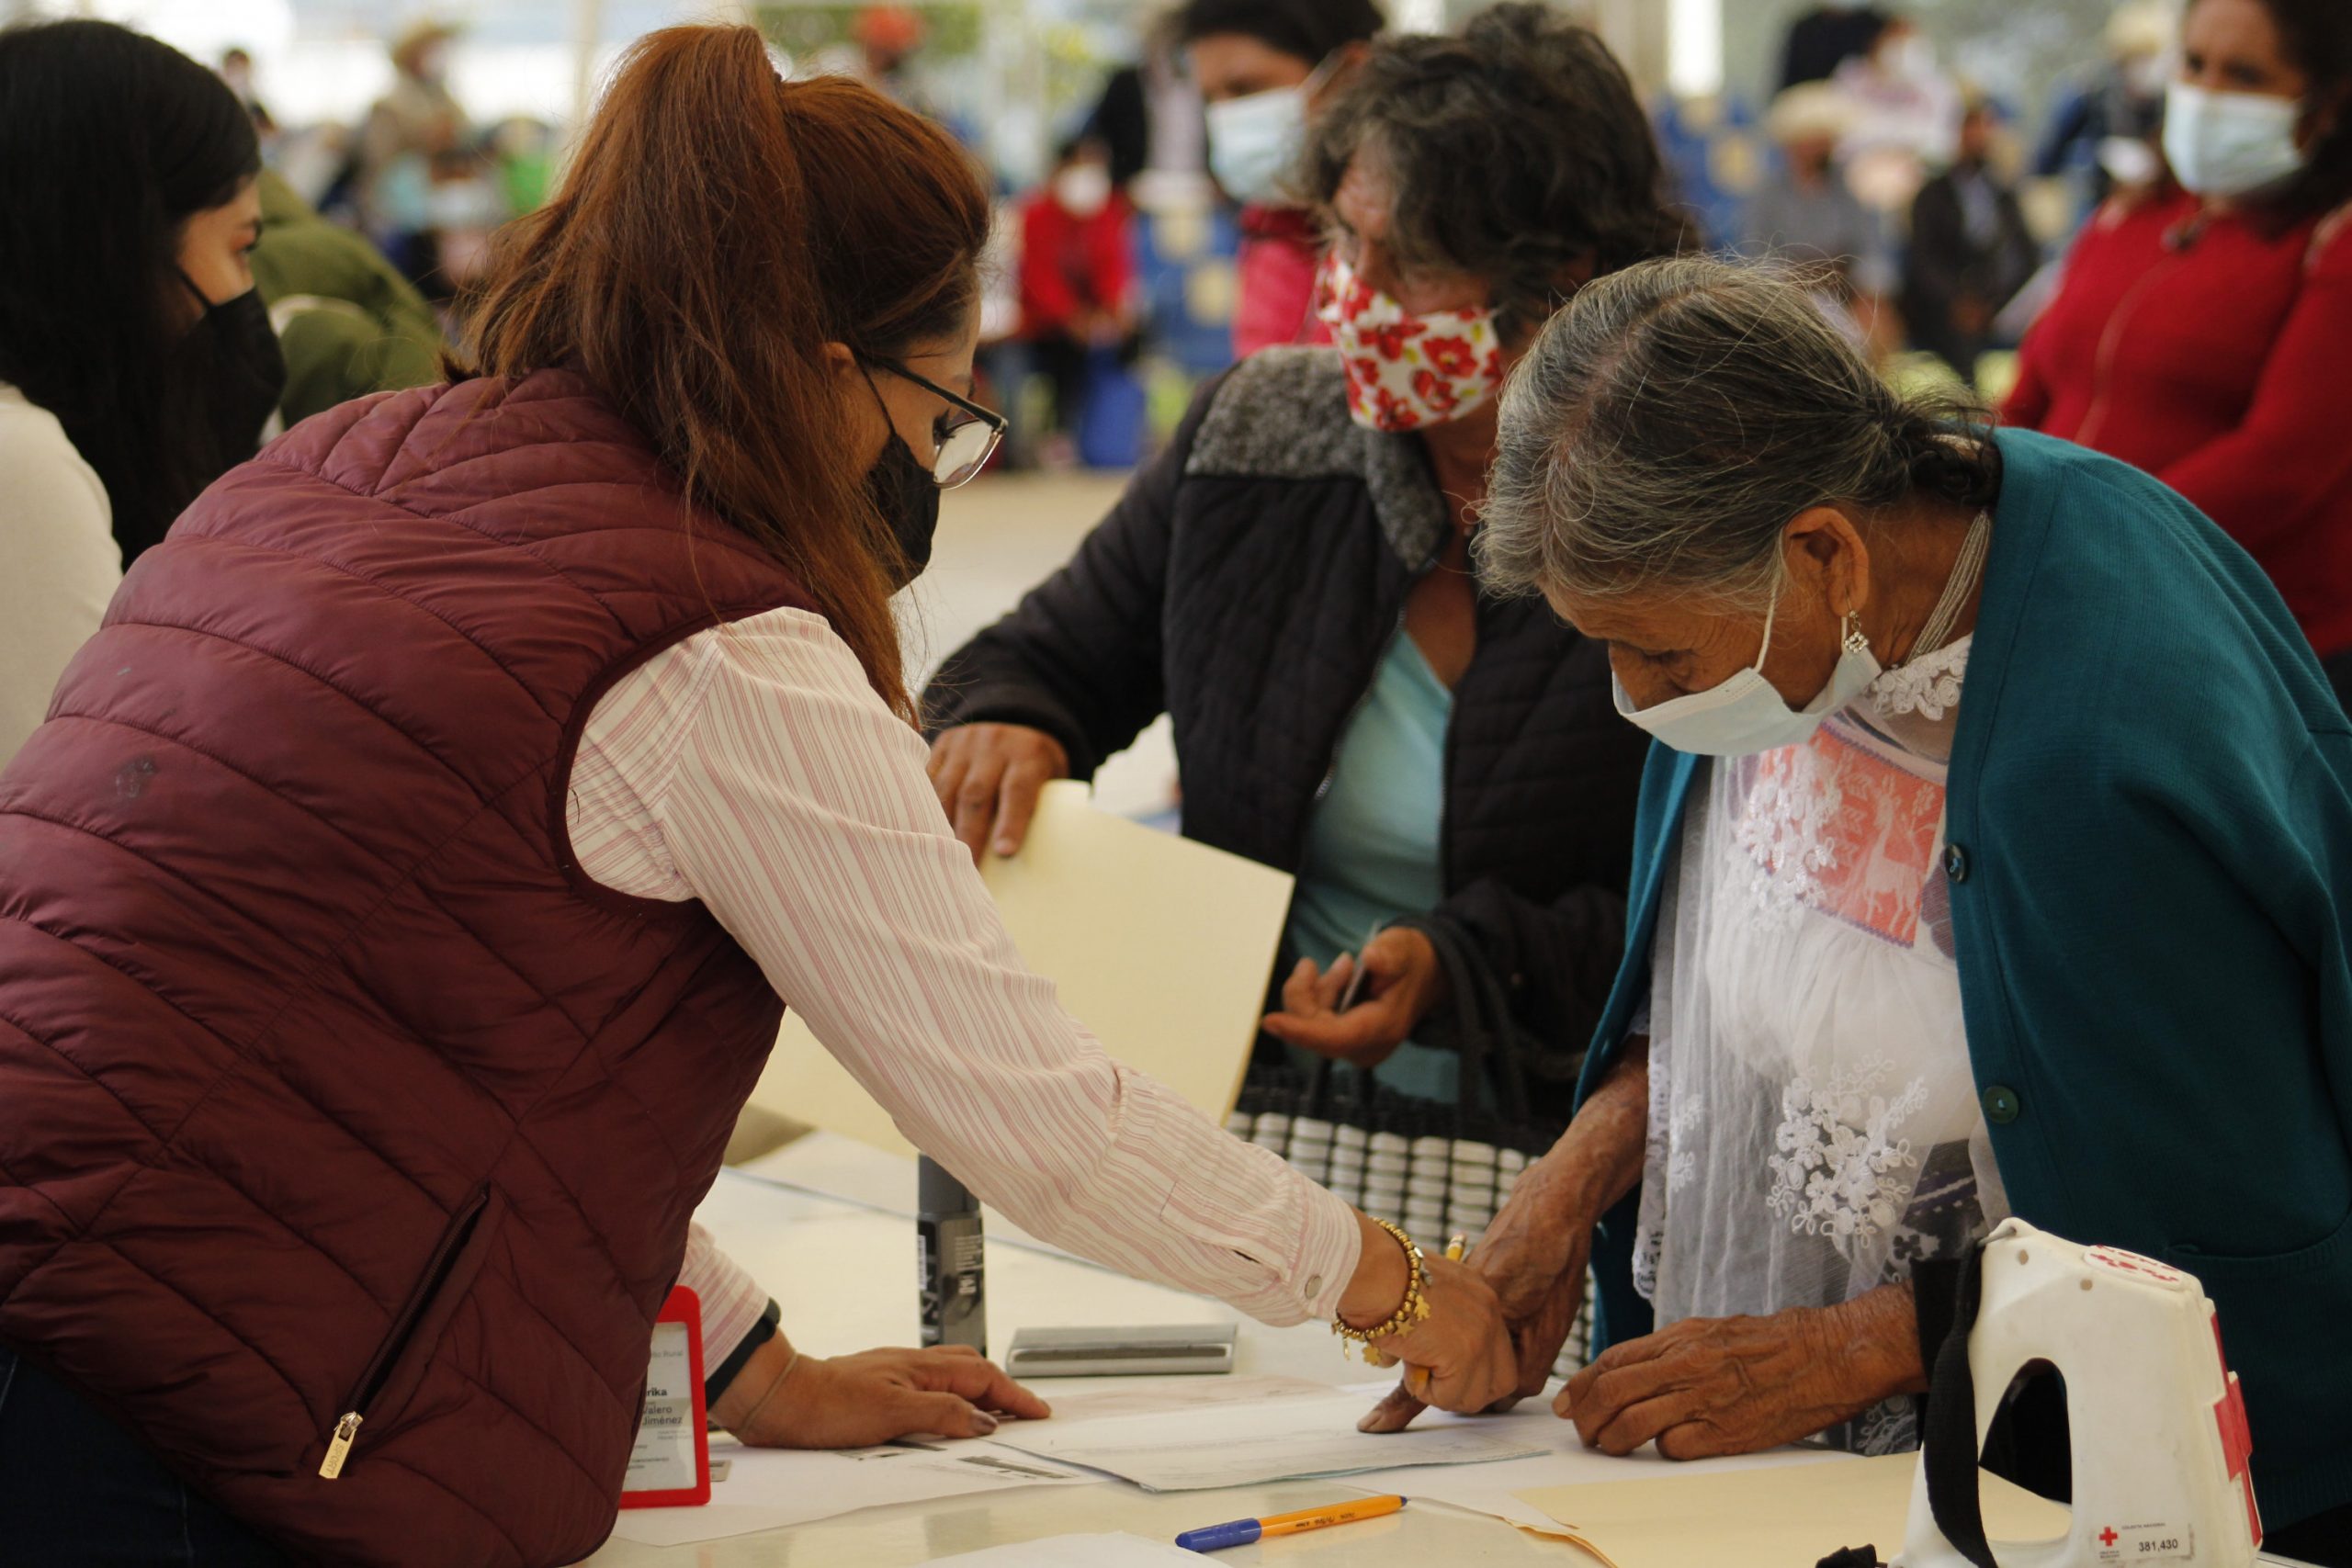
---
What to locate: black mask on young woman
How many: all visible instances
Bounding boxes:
[865,424,942,592]
[179,271,288,464]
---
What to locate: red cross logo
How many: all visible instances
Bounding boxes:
[2099,1528,2120,1549]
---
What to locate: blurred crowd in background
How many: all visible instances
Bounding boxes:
[7,0,2222,467]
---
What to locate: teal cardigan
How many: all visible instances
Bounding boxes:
[1575,430,2352,1526]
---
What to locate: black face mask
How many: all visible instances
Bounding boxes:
[860,385,943,592]
[180,270,288,463]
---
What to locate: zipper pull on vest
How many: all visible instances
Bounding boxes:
[319,1412,363,1480]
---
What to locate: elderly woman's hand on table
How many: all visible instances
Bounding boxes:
[1354,1035,1931,1457]
[1558,1285,1926,1459]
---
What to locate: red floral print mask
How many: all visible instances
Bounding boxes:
[1312,253,1505,434]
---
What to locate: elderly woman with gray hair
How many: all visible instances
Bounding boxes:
[1361,257,2352,1554]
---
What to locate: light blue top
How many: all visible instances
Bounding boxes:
[1283,630,1455,1102]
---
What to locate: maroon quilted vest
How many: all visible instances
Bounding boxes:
[0,371,814,1565]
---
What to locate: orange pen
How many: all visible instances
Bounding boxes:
[1174,1494,1407,1552]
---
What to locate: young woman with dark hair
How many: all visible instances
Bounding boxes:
[0,25,1506,1565]
[2007,0,2352,704]
[0,20,287,763]
[1173,0,1385,355]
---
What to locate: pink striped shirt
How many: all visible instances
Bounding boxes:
[569,608,1362,1362]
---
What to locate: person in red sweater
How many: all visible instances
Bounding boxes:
[1175,0,1383,357]
[2007,0,2352,698]
[1017,138,1136,451]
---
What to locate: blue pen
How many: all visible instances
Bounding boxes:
[1176,1495,1406,1552]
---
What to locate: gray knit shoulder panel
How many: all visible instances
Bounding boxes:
[1183,348,1448,568]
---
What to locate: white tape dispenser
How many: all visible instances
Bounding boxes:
[1894,1218,2262,1568]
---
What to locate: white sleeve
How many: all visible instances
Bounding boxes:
[0,411,118,768]
[635,611,1361,1326]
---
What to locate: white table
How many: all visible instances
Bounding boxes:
[580,1135,1569,1567]
[582,1134,2314,1568]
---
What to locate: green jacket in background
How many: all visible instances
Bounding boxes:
[1577,429,2352,1527]
[251,172,445,426]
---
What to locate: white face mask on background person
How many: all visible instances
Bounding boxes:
[2124,50,2173,99]
[2163,80,2310,197]
[1882,32,1939,84]
[1054,164,1113,218]
[1205,82,1310,206]
[2098,133,2163,187]
[1612,586,1883,758]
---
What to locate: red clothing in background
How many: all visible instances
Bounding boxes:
[2007,188,2352,656]
[1018,187,1134,341]
[1234,204,1331,357]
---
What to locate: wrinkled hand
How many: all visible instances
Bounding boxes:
[1359,1041,1662,1437]
[1261,928,1446,1069]
[1354,1257,1519,1427]
[1558,1292,1918,1460]
[717,1341,1051,1449]
[1358,1175,1598,1433]
[925,723,1069,864]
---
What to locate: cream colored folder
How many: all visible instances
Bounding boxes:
[1517,1452,2073,1568]
[746,781,1295,1160]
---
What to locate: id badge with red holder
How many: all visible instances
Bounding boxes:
[618,1286,711,1509]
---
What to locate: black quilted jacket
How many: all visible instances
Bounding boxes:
[925,350,1652,1111]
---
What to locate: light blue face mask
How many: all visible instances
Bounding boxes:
[1612,589,1883,758]
[1205,82,1309,205]
[1204,54,1342,207]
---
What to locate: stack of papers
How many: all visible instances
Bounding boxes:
[994,1389,1548,1493]
[606,1430,1093,1549]
[1329,1383,1848,1539]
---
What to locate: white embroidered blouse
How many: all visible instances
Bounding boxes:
[1632,636,2009,1455]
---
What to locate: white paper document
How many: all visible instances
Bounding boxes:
[1338,1410,1852,1536]
[916,1535,1204,1567]
[605,1430,1093,1549]
[1038,1373,1334,1425]
[994,1390,1547,1493]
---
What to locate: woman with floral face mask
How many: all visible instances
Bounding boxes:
[929,5,1687,1141]
[1399,254,2352,1562]
[2007,0,2352,707]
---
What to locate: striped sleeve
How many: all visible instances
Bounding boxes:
[570,609,1361,1326]
[678,1222,771,1373]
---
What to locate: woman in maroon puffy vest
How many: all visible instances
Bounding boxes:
[0,23,1514,1567]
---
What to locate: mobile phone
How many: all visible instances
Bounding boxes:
[1335,921,1385,1012]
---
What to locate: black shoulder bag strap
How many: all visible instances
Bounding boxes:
[1920,1238,2000,1568]
[1388,914,1533,1136]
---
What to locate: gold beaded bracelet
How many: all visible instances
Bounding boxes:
[1330,1217,1430,1358]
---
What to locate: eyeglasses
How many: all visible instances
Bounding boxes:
[863,356,1008,489]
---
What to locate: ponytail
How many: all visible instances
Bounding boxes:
[460,26,990,720]
[1877,391,2004,513]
